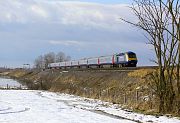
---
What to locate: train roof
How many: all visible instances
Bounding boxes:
[115,51,136,56]
[126,51,136,54]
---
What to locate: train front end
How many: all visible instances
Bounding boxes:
[126,51,137,67]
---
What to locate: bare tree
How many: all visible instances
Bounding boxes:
[44,52,55,69]
[56,52,66,62]
[65,55,71,61]
[121,0,179,113]
[34,55,44,69]
[34,51,71,69]
[163,0,180,114]
[56,52,71,62]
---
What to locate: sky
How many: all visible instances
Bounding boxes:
[0,0,155,68]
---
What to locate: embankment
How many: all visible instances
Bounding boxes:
[5,68,157,114]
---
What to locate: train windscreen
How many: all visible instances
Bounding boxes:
[128,53,136,58]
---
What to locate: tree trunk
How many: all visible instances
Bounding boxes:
[177,17,180,114]
[159,95,165,113]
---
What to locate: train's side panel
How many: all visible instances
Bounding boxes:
[56,63,61,67]
[88,57,99,65]
[99,55,113,65]
[66,61,71,67]
[71,61,79,66]
[60,62,66,67]
[56,63,61,68]
[49,63,60,68]
[51,63,57,67]
[118,54,127,63]
[79,59,88,66]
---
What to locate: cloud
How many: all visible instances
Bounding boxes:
[0,0,135,30]
[49,40,83,46]
[30,4,49,18]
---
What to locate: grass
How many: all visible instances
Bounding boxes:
[128,69,154,78]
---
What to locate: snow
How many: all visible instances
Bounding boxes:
[0,78,179,123]
[0,90,180,123]
[0,78,27,89]
[0,90,135,123]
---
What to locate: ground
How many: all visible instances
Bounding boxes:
[0,90,135,123]
[0,90,180,123]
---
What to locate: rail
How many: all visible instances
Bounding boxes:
[49,66,158,72]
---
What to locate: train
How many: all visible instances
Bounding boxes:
[48,51,138,69]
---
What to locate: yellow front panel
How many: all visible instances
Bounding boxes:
[128,58,137,61]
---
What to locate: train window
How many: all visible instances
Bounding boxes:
[119,53,124,56]
[128,53,136,58]
[117,55,125,62]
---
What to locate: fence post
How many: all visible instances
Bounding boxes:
[40,80,43,89]
[99,89,101,99]
[107,88,110,102]
[7,84,9,89]
[124,92,127,104]
[136,90,139,102]
[149,90,153,109]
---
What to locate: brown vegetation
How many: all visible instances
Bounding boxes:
[5,68,168,115]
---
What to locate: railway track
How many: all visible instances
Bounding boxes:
[50,66,158,72]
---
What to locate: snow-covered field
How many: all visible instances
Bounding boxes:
[0,78,26,89]
[0,90,134,123]
[0,90,180,123]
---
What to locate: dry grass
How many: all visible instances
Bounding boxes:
[5,69,162,115]
[8,69,27,78]
[128,69,154,78]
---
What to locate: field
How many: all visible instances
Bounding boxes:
[4,68,180,117]
[0,90,180,123]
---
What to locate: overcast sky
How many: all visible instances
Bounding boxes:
[0,0,155,68]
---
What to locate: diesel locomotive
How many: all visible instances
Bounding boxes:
[48,51,137,69]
